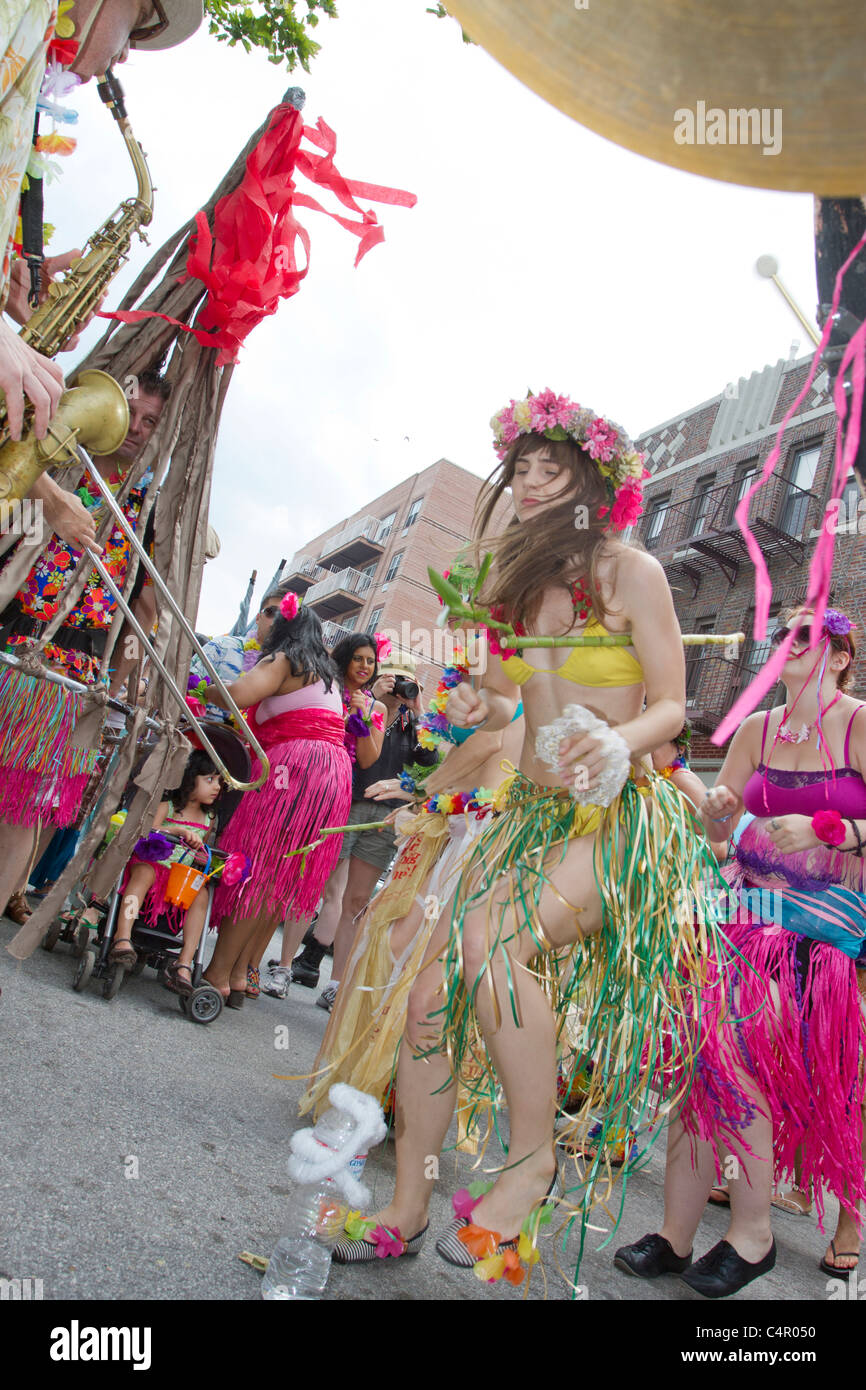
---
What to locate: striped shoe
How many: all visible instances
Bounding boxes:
[435,1170,561,1269]
[435,1218,517,1269]
[332,1223,428,1264]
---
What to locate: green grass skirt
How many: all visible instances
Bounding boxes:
[435,769,736,1284]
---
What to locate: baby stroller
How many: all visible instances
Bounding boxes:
[65,721,252,1024]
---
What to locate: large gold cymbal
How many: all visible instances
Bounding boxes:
[448,1,866,193]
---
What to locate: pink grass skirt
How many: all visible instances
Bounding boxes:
[683,843,866,1226]
[0,665,99,828]
[119,861,189,936]
[213,734,351,925]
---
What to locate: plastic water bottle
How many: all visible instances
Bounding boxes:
[261,1106,368,1301]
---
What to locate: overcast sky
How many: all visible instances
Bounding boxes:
[53,0,818,634]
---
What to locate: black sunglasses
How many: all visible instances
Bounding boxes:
[770,624,812,648]
[130,1,169,44]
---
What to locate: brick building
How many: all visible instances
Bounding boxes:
[634,354,865,774]
[282,458,489,697]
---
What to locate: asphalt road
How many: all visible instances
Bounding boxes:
[0,911,849,1307]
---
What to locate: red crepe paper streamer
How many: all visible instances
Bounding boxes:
[101,103,416,366]
[713,227,866,747]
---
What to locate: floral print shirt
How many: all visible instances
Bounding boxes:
[7,467,153,683]
[0,2,55,304]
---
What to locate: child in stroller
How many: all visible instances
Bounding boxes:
[109,749,221,996]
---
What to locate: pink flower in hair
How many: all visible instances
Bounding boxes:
[529,389,573,434]
[374,631,392,661]
[584,419,619,462]
[280,591,300,621]
[608,478,644,530]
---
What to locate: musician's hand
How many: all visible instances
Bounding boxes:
[6,252,108,350]
[0,318,64,440]
[32,475,102,553]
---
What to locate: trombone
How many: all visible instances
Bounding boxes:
[70,445,270,791]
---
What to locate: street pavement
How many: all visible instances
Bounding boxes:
[0,912,849,1306]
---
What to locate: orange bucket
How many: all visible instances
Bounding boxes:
[165,862,209,909]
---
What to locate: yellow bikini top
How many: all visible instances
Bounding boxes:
[500,616,644,688]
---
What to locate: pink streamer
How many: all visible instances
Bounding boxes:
[713,228,866,746]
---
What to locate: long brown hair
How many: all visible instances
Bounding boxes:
[473,432,621,630]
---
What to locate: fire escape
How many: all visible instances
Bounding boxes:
[642,474,820,734]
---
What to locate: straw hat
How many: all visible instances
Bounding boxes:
[132,0,204,51]
[377,648,418,683]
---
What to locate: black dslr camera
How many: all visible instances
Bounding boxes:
[392,675,420,701]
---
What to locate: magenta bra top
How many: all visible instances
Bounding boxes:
[742,705,866,818]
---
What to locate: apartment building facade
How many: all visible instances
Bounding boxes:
[634,354,865,772]
[283,458,488,698]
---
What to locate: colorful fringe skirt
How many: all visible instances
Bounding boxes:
[301,806,494,1118]
[440,770,737,1265]
[0,665,100,828]
[212,722,352,925]
[683,819,866,1227]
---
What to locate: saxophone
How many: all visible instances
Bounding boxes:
[0,70,153,502]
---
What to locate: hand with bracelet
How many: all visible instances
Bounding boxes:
[764,810,864,856]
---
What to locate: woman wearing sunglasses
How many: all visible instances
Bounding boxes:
[617,605,865,1296]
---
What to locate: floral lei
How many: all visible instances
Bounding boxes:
[490,388,649,532]
[417,649,470,753]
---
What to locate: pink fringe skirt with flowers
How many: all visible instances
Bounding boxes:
[213,707,351,925]
[683,820,866,1227]
[0,666,99,828]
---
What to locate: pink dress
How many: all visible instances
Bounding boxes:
[213,681,352,923]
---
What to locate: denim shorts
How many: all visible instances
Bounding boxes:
[337,799,398,871]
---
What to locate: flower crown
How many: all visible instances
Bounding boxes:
[490,388,650,532]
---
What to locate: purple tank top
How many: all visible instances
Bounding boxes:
[742,706,866,818]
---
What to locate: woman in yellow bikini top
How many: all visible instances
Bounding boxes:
[500,607,645,689]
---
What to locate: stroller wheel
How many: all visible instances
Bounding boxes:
[186,986,224,1025]
[102,963,126,1000]
[73,923,92,959]
[41,919,64,952]
[72,948,96,993]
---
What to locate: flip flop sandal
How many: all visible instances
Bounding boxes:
[819,1241,860,1280]
[164,962,195,996]
[707,1186,731,1207]
[771,1190,813,1217]
[108,944,138,967]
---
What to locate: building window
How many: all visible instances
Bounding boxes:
[686,618,715,700]
[690,475,716,537]
[402,497,423,533]
[739,606,784,706]
[835,470,862,534]
[368,606,383,631]
[730,461,758,521]
[378,511,396,541]
[342,614,357,632]
[642,493,670,549]
[780,445,821,536]
[384,551,403,583]
[359,560,378,580]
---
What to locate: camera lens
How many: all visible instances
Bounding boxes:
[393,677,419,700]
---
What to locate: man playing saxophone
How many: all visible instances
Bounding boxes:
[0,1,202,548]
